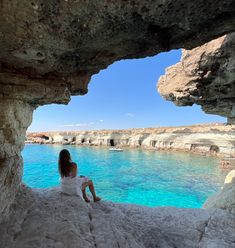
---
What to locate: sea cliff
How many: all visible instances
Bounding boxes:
[26,123,235,158]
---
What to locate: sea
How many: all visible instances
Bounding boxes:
[22,144,226,208]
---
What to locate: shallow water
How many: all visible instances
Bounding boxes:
[22,144,226,208]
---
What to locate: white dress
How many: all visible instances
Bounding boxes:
[60,176,89,197]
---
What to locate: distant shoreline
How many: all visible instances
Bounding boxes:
[26,124,235,168]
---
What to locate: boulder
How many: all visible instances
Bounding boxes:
[203,170,235,214]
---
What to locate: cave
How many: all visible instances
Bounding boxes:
[190,144,198,150]
[72,137,76,142]
[110,139,115,146]
[210,145,220,153]
[81,139,85,143]
[0,1,235,247]
[151,141,157,147]
[40,135,49,140]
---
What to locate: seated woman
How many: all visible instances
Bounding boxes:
[58,149,101,202]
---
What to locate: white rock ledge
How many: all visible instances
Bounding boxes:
[0,186,234,248]
[26,124,235,158]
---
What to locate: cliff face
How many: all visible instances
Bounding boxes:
[27,124,235,157]
[158,33,235,123]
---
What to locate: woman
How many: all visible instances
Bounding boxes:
[58,149,101,202]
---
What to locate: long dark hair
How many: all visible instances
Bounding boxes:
[58,149,72,177]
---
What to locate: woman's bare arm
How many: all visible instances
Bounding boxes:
[71,163,78,177]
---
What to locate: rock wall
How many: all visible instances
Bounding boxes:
[1,0,235,94]
[27,124,235,157]
[0,98,35,220]
[158,33,235,123]
[203,170,235,214]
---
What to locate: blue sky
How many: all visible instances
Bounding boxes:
[28,50,225,132]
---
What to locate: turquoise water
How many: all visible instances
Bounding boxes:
[22,144,226,208]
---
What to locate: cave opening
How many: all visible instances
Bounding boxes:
[40,135,49,140]
[210,145,219,153]
[151,141,157,147]
[14,47,229,213]
[110,139,115,146]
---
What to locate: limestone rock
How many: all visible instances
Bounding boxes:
[224,170,235,184]
[1,0,235,218]
[0,186,234,248]
[1,1,235,106]
[0,99,35,221]
[203,170,235,214]
[158,33,235,122]
[26,124,235,157]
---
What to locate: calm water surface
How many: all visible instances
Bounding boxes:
[22,144,226,208]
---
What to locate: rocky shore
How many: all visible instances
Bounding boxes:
[26,124,235,159]
[1,171,235,248]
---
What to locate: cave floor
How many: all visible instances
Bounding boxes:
[0,187,234,248]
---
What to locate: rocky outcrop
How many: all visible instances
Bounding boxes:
[0,2,234,247]
[203,170,235,214]
[1,0,235,101]
[0,100,35,221]
[27,124,235,157]
[0,1,235,218]
[158,33,235,123]
[0,186,234,248]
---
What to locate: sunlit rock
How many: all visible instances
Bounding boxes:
[1,1,235,245]
[203,170,235,214]
[158,33,235,122]
[0,186,234,248]
[26,124,235,157]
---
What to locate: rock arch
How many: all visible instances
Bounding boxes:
[0,0,235,219]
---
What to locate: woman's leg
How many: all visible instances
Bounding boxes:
[87,180,101,201]
[81,183,90,202]
[82,180,101,202]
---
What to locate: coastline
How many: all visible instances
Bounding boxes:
[26,124,235,158]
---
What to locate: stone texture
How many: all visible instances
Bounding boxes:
[0,186,234,248]
[1,0,235,215]
[158,33,235,122]
[27,124,235,157]
[203,170,235,214]
[0,0,235,238]
[1,0,235,108]
[0,98,35,221]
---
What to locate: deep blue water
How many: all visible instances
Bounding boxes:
[22,144,226,208]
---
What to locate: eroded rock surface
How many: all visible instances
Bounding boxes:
[27,124,235,157]
[0,186,235,248]
[158,33,235,122]
[0,100,35,220]
[203,170,235,214]
[1,1,235,217]
[1,0,235,102]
